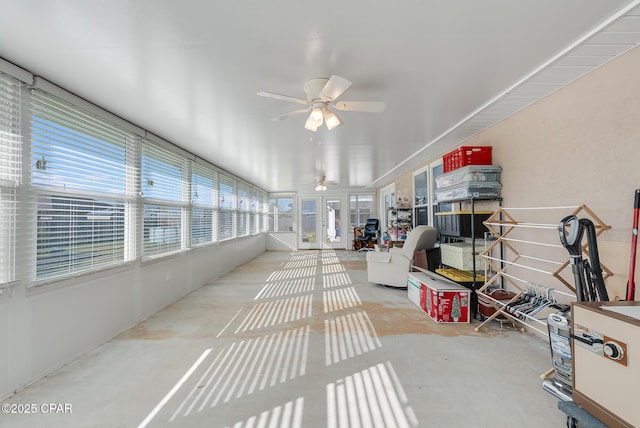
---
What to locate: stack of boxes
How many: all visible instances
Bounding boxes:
[435,146,501,203]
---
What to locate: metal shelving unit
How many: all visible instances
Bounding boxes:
[436,197,502,316]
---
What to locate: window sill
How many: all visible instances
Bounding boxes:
[28,262,136,296]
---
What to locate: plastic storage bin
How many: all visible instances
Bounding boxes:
[435,165,502,189]
[435,182,501,203]
[439,243,487,271]
[442,146,492,173]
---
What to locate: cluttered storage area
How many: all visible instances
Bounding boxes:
[396,145,640,428]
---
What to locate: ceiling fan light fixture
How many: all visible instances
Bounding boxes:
[305,105,325,131]
[324,109,343,130]
[304,115,319,132]
[310,106,324,122]
[315,183,327,192]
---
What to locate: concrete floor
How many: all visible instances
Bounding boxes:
[1,250,567,428]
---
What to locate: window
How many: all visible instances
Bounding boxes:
[268,196,294,232]
[31,89,138,280]
[218,175,235,241]
[413,168,429,206]
[141,140,187,257]
[5,75,268,285]
[413,167,429,226]
[191,163,217,245]
[0,72,21,285]
[431,160,452,221]
[349,194,374,229]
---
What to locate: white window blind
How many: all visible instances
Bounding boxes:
[30,89,138,281]
[0,73,21,187]
[218,175,235,241]
[259,192,268,233]
[0,72,21,285]
[191,163,217,245]
[0,188,17,286]
[141,140,188,257]
[249,189,258,235]
[236,183,248,237]
[237,184,248,211]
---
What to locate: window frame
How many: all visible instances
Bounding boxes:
[268,195,295,233]
[348,193,375,230]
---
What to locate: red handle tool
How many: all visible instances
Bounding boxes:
[626,189,640,301]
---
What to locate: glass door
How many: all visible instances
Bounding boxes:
[299,198,320,249]
[298,196,345,249]
[323,196,343,249]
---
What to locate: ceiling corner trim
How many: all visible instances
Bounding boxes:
[0,57,32,84]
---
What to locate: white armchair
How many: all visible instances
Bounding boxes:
[366,225,439,288]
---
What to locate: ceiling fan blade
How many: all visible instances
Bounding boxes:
[318,75,352,101]
[271,107,310,121]
[333,101,386,113]
[316,175,339,185]
[257,91,309,105]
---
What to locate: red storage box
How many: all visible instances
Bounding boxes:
[443,146,492,173]
[418,272,471,323]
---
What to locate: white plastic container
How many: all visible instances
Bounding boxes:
[440,242,486,271]
[435,165,502,189]
[435,181,501,203]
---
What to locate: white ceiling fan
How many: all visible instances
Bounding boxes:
[257,75,385,131]
[314,176,338,192]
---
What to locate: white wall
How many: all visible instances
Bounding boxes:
[0,235,265,400]
[266,233,297,251]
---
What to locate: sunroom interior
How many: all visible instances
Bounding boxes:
[1,1,640,427]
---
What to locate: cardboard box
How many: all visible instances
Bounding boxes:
[418,272,471,323]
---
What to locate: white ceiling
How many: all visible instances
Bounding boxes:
[1,1,640,193]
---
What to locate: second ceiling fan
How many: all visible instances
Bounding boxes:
[257,75,385,131]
